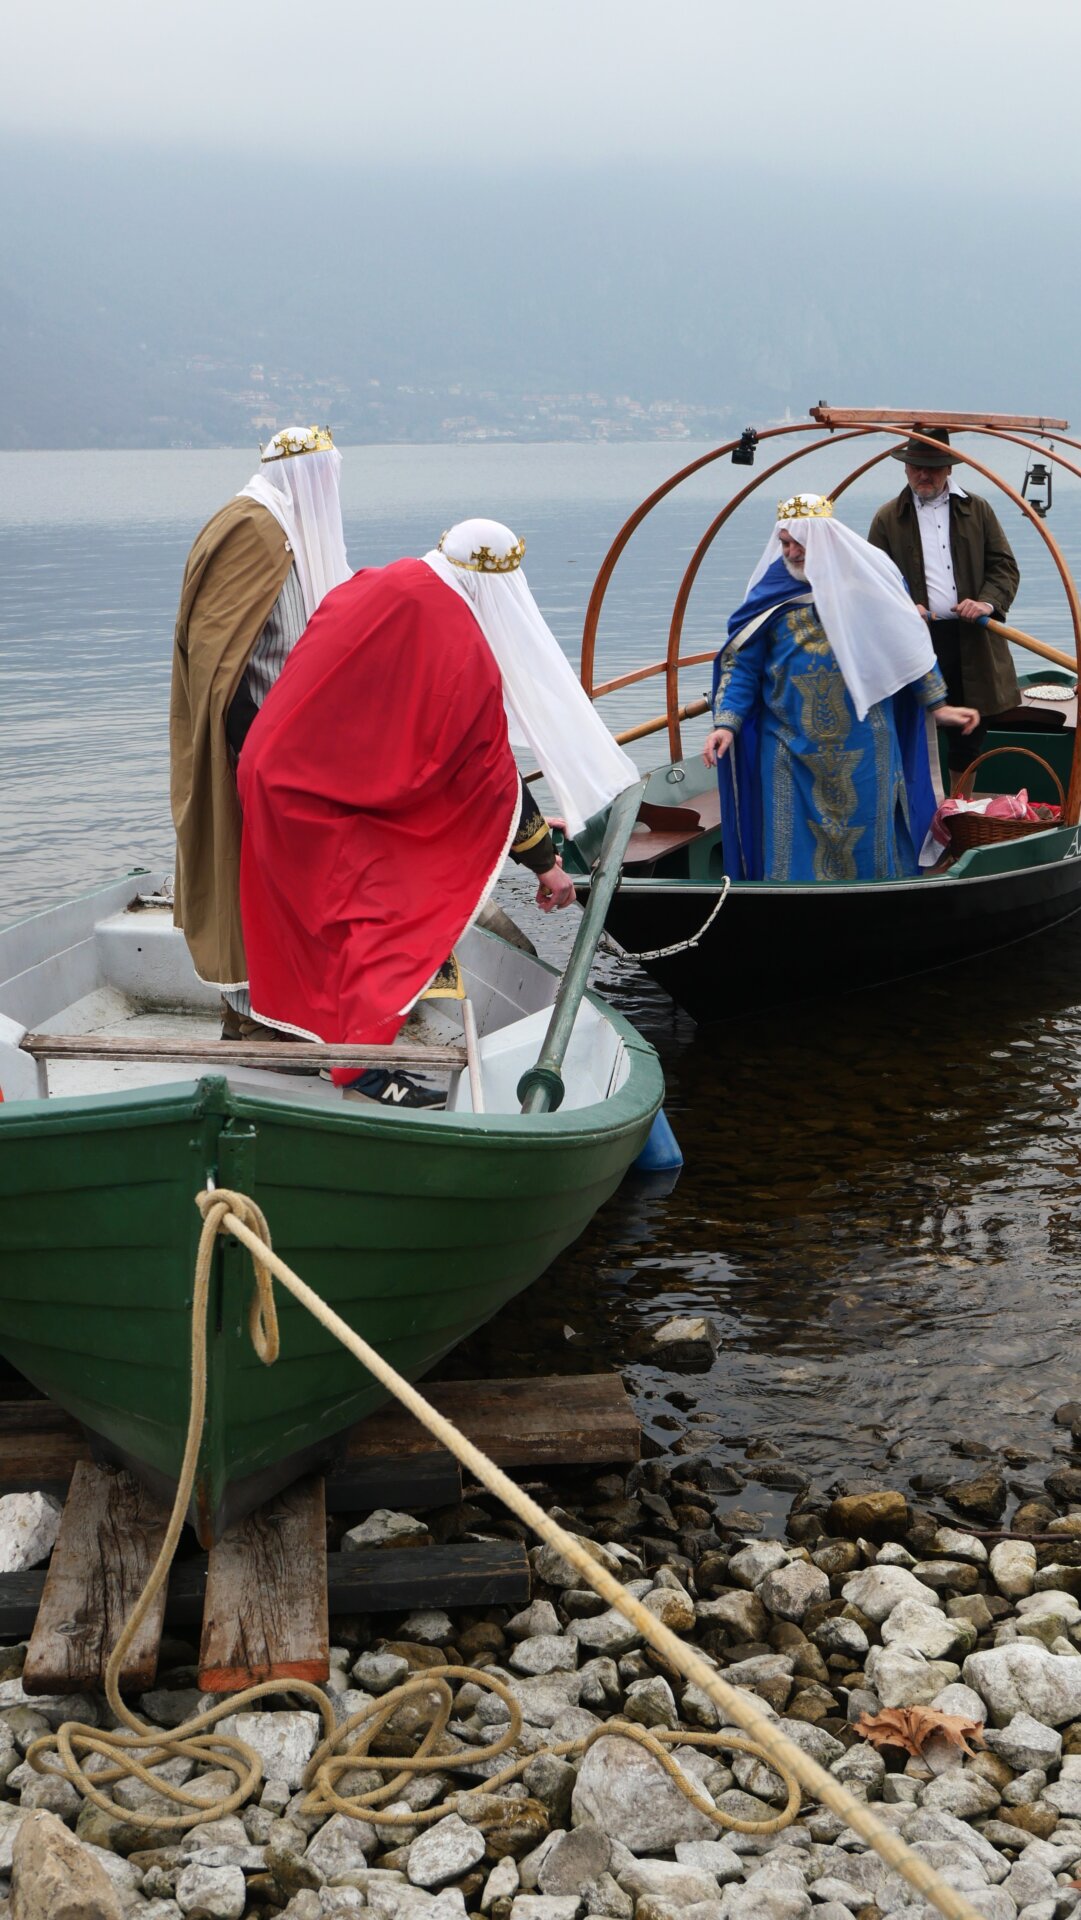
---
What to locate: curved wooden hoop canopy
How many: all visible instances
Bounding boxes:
[581,408,1081,818]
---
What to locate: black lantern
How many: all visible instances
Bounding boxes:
[731,428,758,467]
[1022,457,1053,518]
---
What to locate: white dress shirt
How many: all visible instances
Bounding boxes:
[912,476,968,617]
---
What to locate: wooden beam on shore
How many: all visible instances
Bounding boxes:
[23,1462,171,1694]
[198,1477,329,1692]
[348,1373,640,1468]
[0,1544,531,1641]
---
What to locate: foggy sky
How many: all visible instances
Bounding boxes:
[9,0,1081,186]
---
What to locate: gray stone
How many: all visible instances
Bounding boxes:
[571,1734,720,1852]
[216,1709,320,1788]
[932,1527,989,1564]
[830,1741,886,1793]
[651,1314,720,1369]
[531,1539,623,1591]
[0,1681,98,1732]
[920,1769,1001,1818]
[407,1813,486,1889]
[864,1645,960,1708]
[964,1645,1081,1727]
[577,1869,631,1918]
[1040,1776,1081,1815]
[696,1591,769,1641]
[989,1541,1037,1601]
[904,1809,1011,1879]
[399,1609,453,1644]
[10,1809,122,1918]
[567,1611,640,1658]
[673,1838,743,1881]
[0,1494,61,1575]
[508,1900,581,1920]
[640,1586,696,1633]
[619,1856,722,1905]
[841,1564,943,1624]
[304,1812,376,1877]
[719,1653,795,1689]
[812,1616,868,1660]
[508,1602,562,1643]
[724,1879,811,1919]
[481,1854,520,1909]
[931,1681,987,1723]
[350,1652,409,1695]
[507,1671,584,1728]
[537,1824,610,1895]
[510,1635,578,1677]
[175,1861,246,1918]
[341,1509,429,1549]
[880,1597,972,1661]
[621,1676,678,1730]
[727,1542,789,1590]
[757,1561,830,1624]
[983,1713,1062,1772]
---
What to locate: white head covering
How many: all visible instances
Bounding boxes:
[237,426,351,621]
[746,493,937,721]
[422,518,638,838]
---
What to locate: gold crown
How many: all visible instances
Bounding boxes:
[438,533,526,573]
[776,492,834,520]
[260,425,335,462]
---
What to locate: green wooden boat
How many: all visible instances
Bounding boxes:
[0,870,662,1543]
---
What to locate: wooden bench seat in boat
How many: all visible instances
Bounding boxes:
[623,789,722,867]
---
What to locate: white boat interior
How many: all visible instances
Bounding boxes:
[0,872,632,1118]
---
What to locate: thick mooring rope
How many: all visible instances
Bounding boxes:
[28,1190,982,1918]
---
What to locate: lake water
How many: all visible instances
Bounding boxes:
[4,439,1081,1525]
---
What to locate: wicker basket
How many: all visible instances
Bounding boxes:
[945,746,1064,854]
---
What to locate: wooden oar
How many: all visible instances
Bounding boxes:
[517,781,647,1115]
[984,617,1078,677]
[22,1035,467,1071]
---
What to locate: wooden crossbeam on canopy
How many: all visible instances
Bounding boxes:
[809,406,1069,431]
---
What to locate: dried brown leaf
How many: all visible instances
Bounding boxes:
[854,1706,984,1760]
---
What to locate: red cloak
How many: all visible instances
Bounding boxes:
[237,559,519,1048]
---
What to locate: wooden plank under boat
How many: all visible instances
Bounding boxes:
[0,873,663,1544]
[565,406,1081,1020]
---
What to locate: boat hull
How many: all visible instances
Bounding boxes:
[590,823,1081,1021]
[0,1062,661,1543]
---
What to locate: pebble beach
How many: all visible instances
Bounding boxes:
[7,1392,1081,1918]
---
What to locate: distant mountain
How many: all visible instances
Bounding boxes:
[1,140,1076,448]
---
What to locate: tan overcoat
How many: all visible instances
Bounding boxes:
[169,498,292,986]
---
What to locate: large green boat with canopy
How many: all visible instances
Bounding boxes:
[563,406,1081,1019]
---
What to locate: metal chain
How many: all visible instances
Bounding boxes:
[601,874,732,962]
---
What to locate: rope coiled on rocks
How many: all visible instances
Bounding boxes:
[27,1189,983,1918]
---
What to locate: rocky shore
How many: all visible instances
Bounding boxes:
[7,1405,1081,1918]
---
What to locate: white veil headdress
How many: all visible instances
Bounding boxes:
[422,518,639,838]
[238,426,351,621]
[745,493,937,721]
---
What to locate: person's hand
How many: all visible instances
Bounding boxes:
[535,856,575,912]
[916,602,929,618]
[933,704,981,734]
[954,598,993,621]
[703,728,734,767]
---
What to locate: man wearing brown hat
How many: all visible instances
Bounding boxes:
[867,428,1020,771]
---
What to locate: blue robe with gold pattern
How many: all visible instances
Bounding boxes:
[712,560,945,883]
